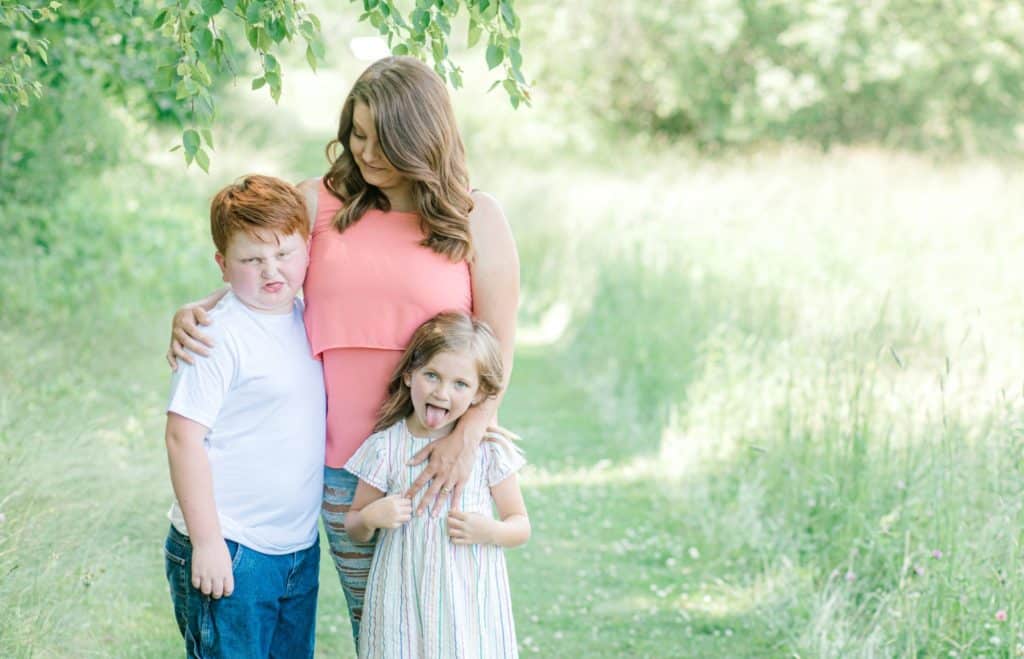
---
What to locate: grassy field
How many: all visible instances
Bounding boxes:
[4,70,1024,657]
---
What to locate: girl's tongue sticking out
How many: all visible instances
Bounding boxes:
[424,403,447,428]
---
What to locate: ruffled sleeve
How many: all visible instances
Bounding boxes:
[344,429,391,492]
[483,438,526,487]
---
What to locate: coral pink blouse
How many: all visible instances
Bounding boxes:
[303,179,473,464]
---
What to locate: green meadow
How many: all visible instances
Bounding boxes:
[5,13,1024,659]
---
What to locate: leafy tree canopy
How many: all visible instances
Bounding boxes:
[1,0,529,170]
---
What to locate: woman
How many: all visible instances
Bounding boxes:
[167,56,519,645]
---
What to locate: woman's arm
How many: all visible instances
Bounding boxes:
[447,473,530,547]
[406,192,520,514]
[346,480,412,543]
[166,287,229,369]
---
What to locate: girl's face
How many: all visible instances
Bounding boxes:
[350,102,409,193]
[403,349,482,438]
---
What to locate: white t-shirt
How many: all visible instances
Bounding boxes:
[166,292,326,555]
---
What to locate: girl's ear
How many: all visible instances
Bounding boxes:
[402,371,412,388]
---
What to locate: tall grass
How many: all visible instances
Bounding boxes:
[4,75,1024,656]
[486,144,1024,656]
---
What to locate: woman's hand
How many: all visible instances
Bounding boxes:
[166,304,215,370]
[405,414,484,516]
[447,511,496,545]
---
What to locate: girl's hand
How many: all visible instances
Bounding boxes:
[191,538,234,599]
[405,419,481,516]
[447,511,495,545]
[362,495,412,530]
[167,304,215,370]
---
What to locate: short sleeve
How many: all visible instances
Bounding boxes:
[166,329,235,429]
[484,440,526,487]
[344,431,390,492]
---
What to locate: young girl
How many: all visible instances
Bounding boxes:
[344,312,530,659]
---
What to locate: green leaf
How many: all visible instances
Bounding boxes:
[467,19,481,48]
[193,27,213,56]
[431,38,446,62]
[435,12,450,34]
[411,7,429,32]
[264,53,279,73]
[485,43,502,70]
[195,148,210,173]
[152,8,168,29]
[392,43,409,56]
[509,45,522,69]
[364,0,378,8]
[310,37,326,59]
[251,76,266,90]
[449,67,462,87]
[155,65,175,90]
[267,17,287,42]
[305,45,318,72]
[245,25,259,49]
[183,129,201,156]
[201,0,223,15]
[201,128,215,150]
[193,61,213,86]
[245,0,263,24]
[266,71,282,102]
[500,0,516,29]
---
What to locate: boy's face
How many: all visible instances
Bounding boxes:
[215,230,308,314]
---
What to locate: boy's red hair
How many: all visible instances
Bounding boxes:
[210,175,309,253]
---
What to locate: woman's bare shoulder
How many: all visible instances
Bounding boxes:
[469,190,509,232]
[297,178,321,229]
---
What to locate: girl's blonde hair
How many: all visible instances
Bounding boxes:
[324,56,474,262]
[375,312,503,433]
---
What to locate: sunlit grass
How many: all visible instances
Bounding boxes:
[5,54,1024,655]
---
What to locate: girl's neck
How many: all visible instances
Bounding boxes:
[405,414,455,440]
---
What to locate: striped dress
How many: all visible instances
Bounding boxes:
[345,419,525,659]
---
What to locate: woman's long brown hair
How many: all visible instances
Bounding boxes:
[375,312,503,433]
[324,56,474,262]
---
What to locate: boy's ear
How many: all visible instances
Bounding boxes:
[214,252,228,282]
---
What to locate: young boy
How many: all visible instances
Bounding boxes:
[162,175,325,658]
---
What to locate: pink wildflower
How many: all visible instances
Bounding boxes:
[845,570,856,582]
[996,609,1008,622]
[931,549,942,559]
[914,565,925,576]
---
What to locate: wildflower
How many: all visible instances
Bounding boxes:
[914,565,925,576]
[932,549,942,559]
[688,547,700,560]
[0,512,5,524]
[845,570,856,582]
[997,610,1008,622]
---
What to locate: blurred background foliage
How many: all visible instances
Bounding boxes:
[6,1,1024,656]
[528,0,1024,152]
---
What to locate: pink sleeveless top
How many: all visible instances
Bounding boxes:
[304,179,472,464]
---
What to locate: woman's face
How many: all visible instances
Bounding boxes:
[350,102,407,191]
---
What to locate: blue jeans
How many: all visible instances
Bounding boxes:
[321,467,377,647]
[164,525,320,658]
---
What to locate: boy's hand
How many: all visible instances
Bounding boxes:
[447,511,496,545]
[363,495,412,530]
[191,539,234,599]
